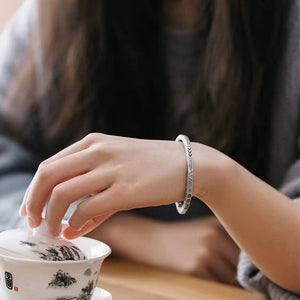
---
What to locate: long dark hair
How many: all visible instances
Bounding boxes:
[1,0,291,177]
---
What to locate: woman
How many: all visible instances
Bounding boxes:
[0,0,299,299]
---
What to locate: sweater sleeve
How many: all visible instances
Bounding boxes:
[0,0,39,231]
[237,1,300,299]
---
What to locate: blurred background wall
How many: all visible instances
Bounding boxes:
[0,0,23,32]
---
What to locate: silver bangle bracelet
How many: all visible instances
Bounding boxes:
[175,134,193,215]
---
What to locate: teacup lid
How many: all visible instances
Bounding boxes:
[0,220,86,261]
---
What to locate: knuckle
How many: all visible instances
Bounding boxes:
[184,260,200,276]
[117,180,133,196]
[202,228,219,244]
[199,247,210,260]
[36,164,49,181]
[88,144,102,156]
[185,250,211,276]
[85,132,100,145]
[88,143,111,160]
[51,185,65,200]
[38,160,48,168]
[26,200,39,214]
[197,249,212,269]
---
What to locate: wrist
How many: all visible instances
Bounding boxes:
[191,142,237,206]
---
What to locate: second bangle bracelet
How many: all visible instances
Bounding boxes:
[175,134,193,215]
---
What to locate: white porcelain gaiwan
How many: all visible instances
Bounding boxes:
[0,220,111,300]
[0,221,87,261]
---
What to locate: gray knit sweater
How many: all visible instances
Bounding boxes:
[0,1,299,299]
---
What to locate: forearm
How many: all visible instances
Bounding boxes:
[87,212,164,266]
[192,143,300,293]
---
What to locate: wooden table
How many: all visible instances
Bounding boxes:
[98,259,267,300]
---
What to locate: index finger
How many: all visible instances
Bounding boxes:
[25,149,93,228]
[20,138,90,217]
[43,137,89,166]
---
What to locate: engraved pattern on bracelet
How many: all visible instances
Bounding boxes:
[175,134,193,215]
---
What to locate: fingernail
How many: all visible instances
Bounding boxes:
[28,217,39,228]
[48,225,61,237]
[19,205,26,217]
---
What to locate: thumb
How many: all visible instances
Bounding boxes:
[63,213,114,239]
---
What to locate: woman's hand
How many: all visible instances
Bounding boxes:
[20,133,211,237]
[89,213,239,285]
[154,217,240,285]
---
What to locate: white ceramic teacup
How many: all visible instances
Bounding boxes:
[0,231,111,300]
